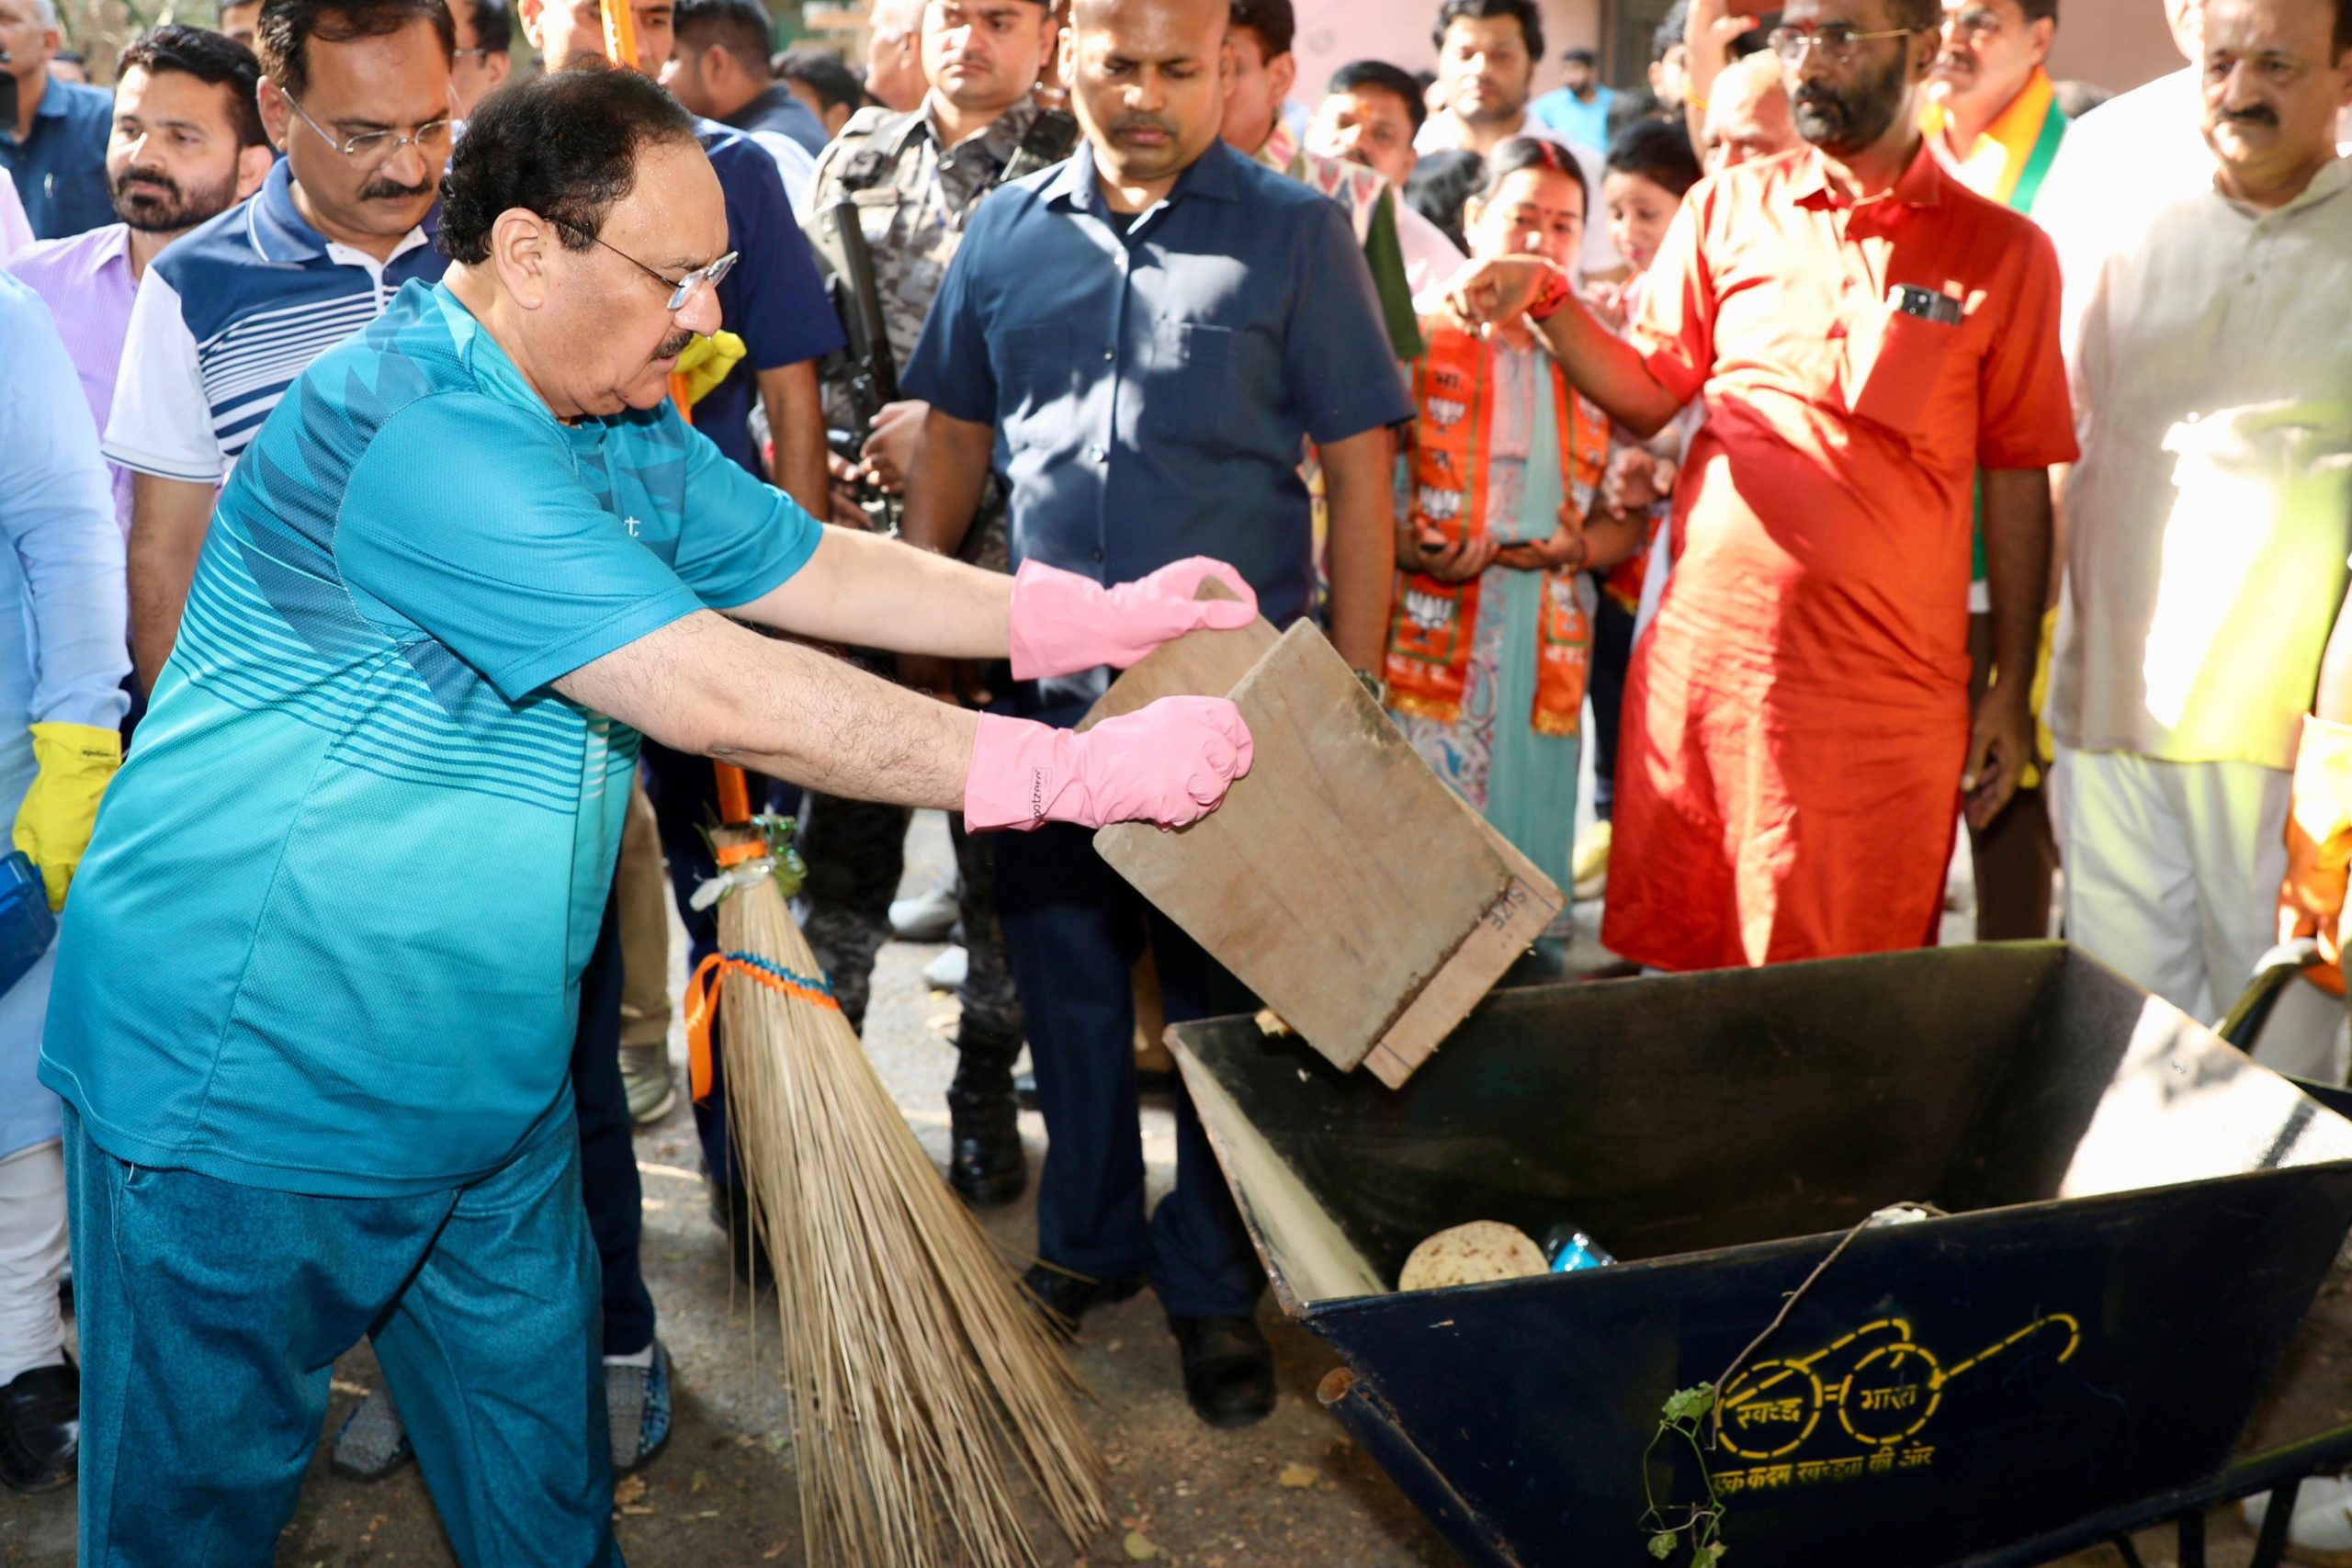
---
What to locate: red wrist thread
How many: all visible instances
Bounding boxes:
[1528,266,1575,321]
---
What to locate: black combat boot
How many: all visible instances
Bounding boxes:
[945,1031,1025,1207]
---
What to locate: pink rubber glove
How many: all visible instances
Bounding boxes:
[1007,558,1261,681]
[963,702,1254,831]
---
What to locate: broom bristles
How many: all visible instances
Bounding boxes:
[715,864,1108,1567]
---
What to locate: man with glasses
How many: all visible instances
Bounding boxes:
[1445,0,2075,974]
[1919,0,2068,942]
[38,64,1250,1554]
[447,0,511,117]
[1925,0,2065,199]
[106,0,455,696]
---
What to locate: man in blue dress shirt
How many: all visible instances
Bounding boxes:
[0,0,115,238]
[899,0,1410,1429]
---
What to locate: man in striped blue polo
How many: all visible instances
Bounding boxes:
[105,0,455,695]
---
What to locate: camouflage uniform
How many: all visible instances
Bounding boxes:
[796,97,1078,1198]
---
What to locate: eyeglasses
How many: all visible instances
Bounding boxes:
[1939,7,2008,38]
[1766,23,1921,63]
[279,87,453,166]
[453,47,494,60]
[551,218,739,310]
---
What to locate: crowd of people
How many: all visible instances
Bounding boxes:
[1,0,2348,1554]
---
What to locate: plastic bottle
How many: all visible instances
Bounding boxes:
[1543,1223,1617,1272]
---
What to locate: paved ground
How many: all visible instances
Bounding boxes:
[6,809,2351,1567]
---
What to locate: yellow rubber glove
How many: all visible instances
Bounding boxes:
[2281,714,2352,988]
[12,721,122,911]
[672,331,747,407]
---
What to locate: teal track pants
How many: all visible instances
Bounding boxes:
[63,1104,623,1567]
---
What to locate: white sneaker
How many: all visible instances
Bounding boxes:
[2245,1473,2352,1565]
[618,1042,674,1126]
[923,945,968,991]
[888,886,958,942]
[1572,821,1611,903]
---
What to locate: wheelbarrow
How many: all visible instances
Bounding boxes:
[1168,941,2352,1567]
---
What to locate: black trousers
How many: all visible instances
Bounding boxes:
[572,886,655,1358]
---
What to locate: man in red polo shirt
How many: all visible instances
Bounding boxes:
[1448,0,2075,971]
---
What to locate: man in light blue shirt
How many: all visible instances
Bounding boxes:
[1530,46,1618,151]
[40,66,1248,1555]
[0,274,130,1494]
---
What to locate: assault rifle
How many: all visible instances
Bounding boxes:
[821,197,901,530]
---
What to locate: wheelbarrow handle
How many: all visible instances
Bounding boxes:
[2214,939,2325,1052]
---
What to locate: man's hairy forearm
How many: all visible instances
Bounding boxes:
[127,473,218,694]
[897,409,994,558]
[732,525,1012,657]
[557,610,977,808]
[1981,468,2052,696]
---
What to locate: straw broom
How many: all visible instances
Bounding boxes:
[600,18,1101,1537]
[687,765,1108,1566]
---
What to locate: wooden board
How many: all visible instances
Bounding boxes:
[1074,581,1273,733]
[1091,617,1562,1080]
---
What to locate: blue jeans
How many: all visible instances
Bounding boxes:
[63,1104,623,1567]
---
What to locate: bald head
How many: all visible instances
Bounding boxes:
[1702,50,1797,170]
[866,0,928,109]
[1069,0,1224,28]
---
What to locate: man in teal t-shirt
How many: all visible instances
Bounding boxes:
[39,66,1260,1561]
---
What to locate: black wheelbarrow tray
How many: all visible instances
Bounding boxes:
[1167,941,2352,1567]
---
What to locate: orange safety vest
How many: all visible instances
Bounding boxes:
[1385,323,1606,737]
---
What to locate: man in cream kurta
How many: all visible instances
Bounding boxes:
[2046,0,2352,1018]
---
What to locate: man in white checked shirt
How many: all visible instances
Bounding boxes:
[107,0,454,693]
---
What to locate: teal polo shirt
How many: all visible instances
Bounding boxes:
[40,280,821,1196]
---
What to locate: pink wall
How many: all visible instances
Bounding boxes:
[1289,0,1606,104]
[1286,0,2184,113]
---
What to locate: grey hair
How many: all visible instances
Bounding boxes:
[29,0,60,28]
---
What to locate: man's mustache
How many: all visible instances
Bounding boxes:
[113,166,179,202]
[1934,51,1974,72]
[357,175,436,202]
[654,331,695,360]
[2221,102,2279,128]
[1109,113,1175,139]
